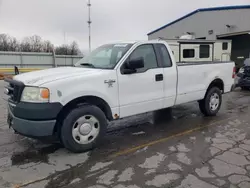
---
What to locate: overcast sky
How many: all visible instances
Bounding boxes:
[0,0,249,51]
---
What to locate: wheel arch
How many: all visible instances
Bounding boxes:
[205,78,224,96]
[54,95,113,135]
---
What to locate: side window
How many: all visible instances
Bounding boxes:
[129,44,158,72]
[156,44,172,67]
[183,49,195,58]
[199,45,210,58]
[222,42,228,50]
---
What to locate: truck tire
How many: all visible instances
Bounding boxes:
[199,87,222,116]
[60,104,107,153]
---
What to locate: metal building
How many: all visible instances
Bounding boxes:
[148,5,250,69]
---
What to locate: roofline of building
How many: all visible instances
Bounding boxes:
[217,30,250,38]
[147,5,250,36]
[158,38,232,43]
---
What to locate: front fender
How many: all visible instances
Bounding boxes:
[59,90,114,108]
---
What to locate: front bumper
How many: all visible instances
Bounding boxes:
[8,108,56,137]
[8,101,62,137]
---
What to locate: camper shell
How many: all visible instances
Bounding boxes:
[159,38,232,63]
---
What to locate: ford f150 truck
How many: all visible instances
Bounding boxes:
[5,40,235,152]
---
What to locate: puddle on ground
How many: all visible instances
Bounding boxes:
[11,143,62,165]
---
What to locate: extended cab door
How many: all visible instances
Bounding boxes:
[154,43,177,108]
[117,44,164,118]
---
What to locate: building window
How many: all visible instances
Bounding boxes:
[183,49,195,58]
[199,45,210,58]
[222,42,228,50]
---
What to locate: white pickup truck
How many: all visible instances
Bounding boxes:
[5,40,235,152]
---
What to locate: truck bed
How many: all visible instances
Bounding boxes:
[175,61,234,105]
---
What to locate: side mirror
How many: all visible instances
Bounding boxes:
[127,57,144,69]
[122,58,144,74]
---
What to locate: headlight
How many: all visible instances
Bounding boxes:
[21,87,50,103]
[239,67,244,73]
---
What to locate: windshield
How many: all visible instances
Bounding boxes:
[75,43,133,69]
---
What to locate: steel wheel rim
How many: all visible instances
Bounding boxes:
[209,93,220,111]
[72,115,100,145]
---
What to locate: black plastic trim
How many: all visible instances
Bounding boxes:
[10,101,63,121]
[4,78,25,102]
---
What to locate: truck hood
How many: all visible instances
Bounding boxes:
[14,67,102,86]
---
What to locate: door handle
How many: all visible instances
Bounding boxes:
[155,74,163,81]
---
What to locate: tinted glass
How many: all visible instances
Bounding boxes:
[156,44,172,67]
[183,49,195,58]
[129,44,158,72]
[199,45,210,58]
[222,42,228,50]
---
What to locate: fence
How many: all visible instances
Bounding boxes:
[0,51,83,75]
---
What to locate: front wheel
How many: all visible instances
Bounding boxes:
[60,105,107,153]
[199,87,222,116]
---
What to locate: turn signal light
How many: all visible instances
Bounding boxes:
[40,88,50,99]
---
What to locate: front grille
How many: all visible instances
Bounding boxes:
[4,78,25,103]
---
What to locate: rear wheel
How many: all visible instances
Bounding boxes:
[60,104,107,153]
[199,87,222,116]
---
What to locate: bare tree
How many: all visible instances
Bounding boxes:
[55,44,70,55]
[43,40,54,53]
[20,35,43,52]
[8,37,19,52]
[23,35,43,52]
[70,41,80,55]
[0,34,19,52]
[20,37,32,52]
[0,34,10,51]
[0,33,81,55]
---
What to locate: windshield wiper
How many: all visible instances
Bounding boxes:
[80,63,95,68]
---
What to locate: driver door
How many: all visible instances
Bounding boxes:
[117,44,164,118]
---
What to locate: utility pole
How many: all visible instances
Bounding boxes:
[87,0,92,53]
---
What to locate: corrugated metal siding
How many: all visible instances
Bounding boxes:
[148,9,250,40]
[0,51,83,68]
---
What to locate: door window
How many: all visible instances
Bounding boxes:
[129,44,158,73]
[156,44,172,67]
